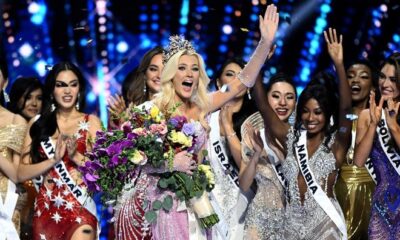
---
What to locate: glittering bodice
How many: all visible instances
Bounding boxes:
[282,129,337,207]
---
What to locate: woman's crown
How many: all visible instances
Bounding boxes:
[163,35,196,64]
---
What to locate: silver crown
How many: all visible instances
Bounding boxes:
[163,35,196,64]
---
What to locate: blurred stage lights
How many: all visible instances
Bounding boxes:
[19,43,34,58]
[222,25,233,35]
[116,41,128,53]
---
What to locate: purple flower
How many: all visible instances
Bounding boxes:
[85,172,99,182]
[120,121,132,134]
[182,123,195,136]
[108,155,120,167]
[169,115,187,129]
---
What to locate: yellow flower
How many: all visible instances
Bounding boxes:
[150,106,160,121]
[169,130,192,147]
[130,150,147,165]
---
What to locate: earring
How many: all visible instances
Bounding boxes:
[143,83,147,93]
[76,93,80,111]
[51,103,56,112]
[3,89,10,103]
[50,95,56,112]
[247,88,252,100]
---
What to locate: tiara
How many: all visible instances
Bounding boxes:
[163,35,196,64]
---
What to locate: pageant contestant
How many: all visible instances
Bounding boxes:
[253,28,351,239]
[335,59,378,240]
[241,72,297,239]
[354,52,400,239]
[18,62,102,240]
[0,61,28,240]
[208,58,257,239]
[8,76,45,239]
[108,46,164,117]
[114,4,279,239]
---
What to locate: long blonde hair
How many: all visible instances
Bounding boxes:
[154,49,210,132]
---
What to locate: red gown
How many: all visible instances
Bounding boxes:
[32,115,98,240]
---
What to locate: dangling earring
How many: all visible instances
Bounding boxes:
[51,103,56,112]
[143,83,147,93]
[50,96,56,112]
[3,89,10,103]
[247,88,252,100]
[76,93,80,111]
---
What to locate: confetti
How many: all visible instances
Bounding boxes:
[73,26,85,31]
[86,39,93,46]
[240,28,249,32]
[45,65,53,71]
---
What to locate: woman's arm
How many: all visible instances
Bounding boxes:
[324,28,352,166]
[239,127,263,191]
[209,4,279,112]
[253,73,290,146]
[354,94,383,167]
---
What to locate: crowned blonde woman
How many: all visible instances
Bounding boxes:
[114,4,280,240]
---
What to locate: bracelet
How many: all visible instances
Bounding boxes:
[226,132,237,139]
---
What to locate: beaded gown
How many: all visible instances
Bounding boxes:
[114,102,209,240]
[282,130,345,240]
[240,113,285,240]
[0,124,27,236]
[367,136,400,240]
[32,115,98,240]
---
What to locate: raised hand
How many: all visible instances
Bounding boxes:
[259,4,279,45]
[107,94,127,117]
[384,97,400,128]
[220,105,234,130]
[369,91,384,126]
[324,28,343,65]
[64,134,78,159]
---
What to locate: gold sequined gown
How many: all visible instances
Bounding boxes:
[335,121,375,240]
[0,124,27,235]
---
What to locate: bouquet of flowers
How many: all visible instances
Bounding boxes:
[80,104,219,228]
[146,114,219,228]
[79,104,167,204]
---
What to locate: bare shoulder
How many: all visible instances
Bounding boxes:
[88,114,102,131]
[358,109,370,126]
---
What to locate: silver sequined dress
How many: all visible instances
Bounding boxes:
[282,129,345,240]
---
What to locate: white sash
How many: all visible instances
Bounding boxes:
[259,128,288,189]
[376,112,400,177]
[209,111,239,239]
[0,180,20,240]
[40,137,98,221]
[209,111,240,187]
[295,130,347,239]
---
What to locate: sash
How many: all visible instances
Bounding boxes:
[209,111,240,188]
[295,130,347,239]
[259,128,288,189]
[0,180,19,240]
[40,137,98,221]
[376,111,400,177]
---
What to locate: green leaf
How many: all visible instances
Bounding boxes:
[152,200,162,210]
[145,211,157,223]
[158,178,168,189]
[162,195,173,211]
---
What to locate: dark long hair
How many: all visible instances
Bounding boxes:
[8,77,44,120]
[123,46,164,105]
[0,59,9,107]
[215,57,257,140]
[29,62,87,163]
[295,72,338,148]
